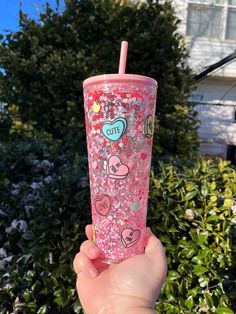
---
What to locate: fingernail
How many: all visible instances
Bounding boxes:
[89,268,97,278]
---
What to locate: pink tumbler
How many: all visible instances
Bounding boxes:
[83,42,157,263]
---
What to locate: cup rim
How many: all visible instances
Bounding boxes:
[83,74,158,88]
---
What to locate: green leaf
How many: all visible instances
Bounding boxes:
[201,184,209,197]
[198,276,210,288]
[73,300,82,313]
[163,281,175,301]
[193,265,208,275]
[185,295,194,310]
[210,195,217,202]
[223,199,233,208]
[160,234,171,243]
[23,290,31,302]
[216,307,234,314]
[191,256,202,265]
[198,247,211,258]
[198,232,208,244]
[182,248,195,259]
[207,215,219,222]
[188,287,199,297]
[168,270,181,281]
[25,301,37,309]
[185,190,198,200]
[167,227,179,233]
[205,293,214,308]
[37,305,48,314]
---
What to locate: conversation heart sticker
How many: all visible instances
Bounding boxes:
[106,155,129,180]
[102,117,127,141]
[91,161,98,170]
[121,228,141,248]
[130,202,139,211]
[95,194,111,216]
[141,152,147,160]
[144,115,154,138]
[92,102,101,113]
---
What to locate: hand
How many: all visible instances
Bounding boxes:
[73,225,167,314]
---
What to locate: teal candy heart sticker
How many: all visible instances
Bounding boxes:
[102,117,127,141]
[130,202,139,211]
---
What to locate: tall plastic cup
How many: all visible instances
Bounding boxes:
[83,74,157,263]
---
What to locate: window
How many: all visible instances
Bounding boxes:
[226,8,236,39]
[187,0,236,39]
[187,4,223,38]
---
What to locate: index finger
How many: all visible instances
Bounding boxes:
[85,224,94,241]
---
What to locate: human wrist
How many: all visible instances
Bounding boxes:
[99,305,155,314]
[98,295,156,314]
[122,306,156,314]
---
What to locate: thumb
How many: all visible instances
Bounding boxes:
[144,227,167,277]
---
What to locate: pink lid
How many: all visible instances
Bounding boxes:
[83,74,157,88]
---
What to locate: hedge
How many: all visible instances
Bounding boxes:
[0,136,235,313]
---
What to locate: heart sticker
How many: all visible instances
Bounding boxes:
[121,228,141,248]
[95,194,111,216]
[91,161,98,170]
[144,115,154,138]
[92,102,101,113]
[102,117,127,141]
[107,155,129,180]
[141,152,147,160]
[130,202,139,211]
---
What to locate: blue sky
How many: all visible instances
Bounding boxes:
[0,0,65,34]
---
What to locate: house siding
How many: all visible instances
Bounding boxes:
[172,0,236,159]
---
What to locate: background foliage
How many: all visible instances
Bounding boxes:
[0,0,198,158]
[150,159,236,313]
[0,137,235,313]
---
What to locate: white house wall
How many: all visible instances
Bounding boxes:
[186,39,236,77]
[172,0,236,158]
[172,0,236,77]
[193,78,236,156]
[192,78,236,104]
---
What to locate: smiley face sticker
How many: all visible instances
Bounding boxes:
[144,115,154,138]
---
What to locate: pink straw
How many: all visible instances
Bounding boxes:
[118,41,128,74]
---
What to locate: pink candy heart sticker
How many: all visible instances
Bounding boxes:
[91,161,98,170]
[107,155,129,179]
[121,228,141,248]
[95,194,111,216]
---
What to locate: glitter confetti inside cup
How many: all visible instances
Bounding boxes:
[83,41,157,263]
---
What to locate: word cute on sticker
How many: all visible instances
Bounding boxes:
[102,117,127,141]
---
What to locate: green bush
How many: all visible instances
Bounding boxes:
[149,159,236,313]
[0,135,90,313]
[0,136,235,313]
[0,0,198,158]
